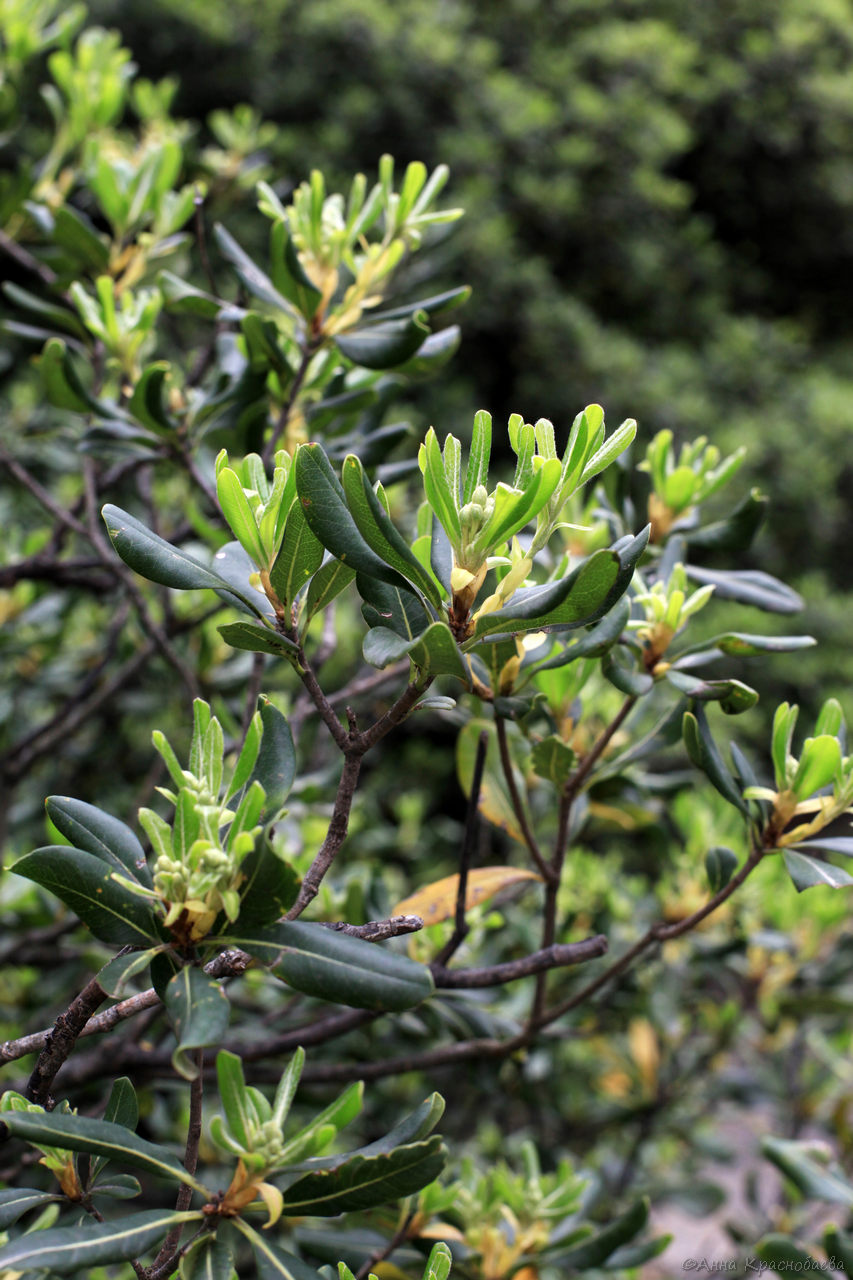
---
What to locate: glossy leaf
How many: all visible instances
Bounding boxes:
[235,1221,325,1280]
[128,362,174,435]
[363,622,468,681]
[179,1235,235,1280]
[392,867,542,926]
[335,313,430,370]
[685,565,803,614]
[342,454,443,607]
[358,574,432,640]
[552,1198,649,1269]
[102,505,260,611]
[666,670,758,714]
[0,1110,208,1192]
[214,223,296,314]
[304,558,357,623]
[682,708,748,814]
[164,966,231,1080]
[220,922,434,1011]
[281,1137,447,1216]
[249,698,296,817]
[45,795,152,887]
[12,845,164,945]
[234,838,300,928]
[98,947,165,998]
[782,849,853,892]
[705,846,739,893]
[218,620,298,660]
[271,498,325,607]
[794,837,853,859]
[0,1209,201,1275]
[295,444,415,590]
[90,1173,143,1200]
[0,1188,60,1229]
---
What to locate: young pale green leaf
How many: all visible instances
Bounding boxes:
[281,1137,447,1216]
[12,845,165,945]
[463,409,492,504]
[551,1197,649,1269]
[363,622,468,682]
[791,735,842,801]
[419,428,461,543]
[219,921,434,1011]
[164,967,231,1080]
[772,702,798,791]
[0,1188,61,1229]
[215,1050,253,1151]
[102,505,262,613]
[217,467,268,568]
[782,850,853,892]
[0,1111,209,1192]
[45,795,152,887]
[0,1209,201,1275]
[579,417,637,486]
[295,444,416,590]
[342,454,443,608]
[218,621,298,660]
[270,498,325,608]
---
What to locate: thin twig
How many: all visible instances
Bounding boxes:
[0,228,58,286]
[494,715,552,881]
[434,730,488,966]
[432,937,608,987]
[24,972,112,1106]
[355,1209,416,1280]
[142,1049,205,1280]
[286,750,362,919]
[319,916,424,941]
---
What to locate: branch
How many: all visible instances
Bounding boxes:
[285,749,362,919]
[24,973,111,1107]
[432,936,608,987]
[434,729,487,967]
[0,228,58,287]
[141,1050,204,1280]
[495,715,552,881]
[319,916,424,941]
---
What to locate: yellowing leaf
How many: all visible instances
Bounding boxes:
[628,1017,659,1095]
[392,866,542,925]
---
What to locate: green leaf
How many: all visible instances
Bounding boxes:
[0,1111,208,1193]
[40,336,106,413]
[158,270,220,318]
[271,498,325,608]
[214,223,297,315]
[102,505,261,612]
[395,324,461,377]
[762,1137,853,1205]
[219,922,434,1011]
[601,648,654,696]
[90,1077,139,1180]
[342,454,443,608]
[235,838,300,928]
[823,1226,853,1276]
[531,735,576,788]
[682,708,748,814]
[782,849,853,892]
[579,417,637,486]
[685,566,803,614]
[179,1234,235,1280]
[463,409,492,504]
[666,670,759,715]
[712,633,816,658]
[281,1137,447,1216]
[792,735,842,800]
[3,282,86,338]
[369,286,471,323]
[215,1049,252,1150]
[217,466,268,567]
[553,1198,649,1269]
[98,947,165,998]
[0,1209,201,1275]
[754,1235,828,1271]
[686,487,767,552]
[128,362,174,435]
[52,206,110,270]
[0,1188,60,1229]
[290,1094,445,1174]
[12,845,164,945]
[235,1221,325,1280]
[705,846,739,893]
[249,698,296,817]
[358,574,433,640]
[295,444,416,591]
[531,598,631,672]
[363,622,468,681]
[218,621,298,660]
[90,1172,142,1200]
[304,558,357,623]
[45,795,152,887]
[335,314,430,370]
[419,428,461,543]
[164,966,231,1080]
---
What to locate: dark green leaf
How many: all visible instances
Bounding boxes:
[682,708,748,814]
[249,698,296,817]
[368,286,471,323]
[363,622,468,681]
[823,1226,853,1276]
[342,454,443,607]
[358,574,432,640]
[755,1235,828,1271]
[531,736,576,788]
[0,1111,208,1192]
[102,505,260,610]
[553,1198,649,1269]
[0,1188,60,1229]
[295,444,416,592]
[686,487,767,552]
[164,966,230,1080]
[532,598,631,672]
[98,947,164,998]
[762,1137,853,1204]
[180,1235,235,1280]
[45,795,152,887]
[269,222,323,318]
[2,282,86,338]
[666,670,759,714]
[90,1173,142,1200]
[218,621,298,660]
[236,1222,325,1280]
[233,837,300,928]
[336,314,430,370]
[158,270,220,317]
[794,837,853,858]
[40,336,107,413]
[214,223,296,314]
[715,632,816,657]
[281,1137,447,1216]
[128,362,174,435]
[220,921,434,1011]
[0,1209,201,1275]
[102,1077,139,1131]
[290,1094,445,1173]
[602,648,654,696]
[782,849,853,892]
[685,566,803,614]
[53,206,110,270]
[705,846,739,893]
[12,845,164,945]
